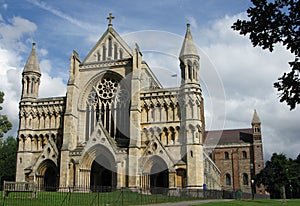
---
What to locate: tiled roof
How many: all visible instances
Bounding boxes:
[204,128,253,146]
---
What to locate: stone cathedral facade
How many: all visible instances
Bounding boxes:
[16,14,264,194]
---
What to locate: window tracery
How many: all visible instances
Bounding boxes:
[85,76,130,147]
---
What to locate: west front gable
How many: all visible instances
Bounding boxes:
[82,26,133,64]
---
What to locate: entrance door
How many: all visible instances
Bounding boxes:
[90,160,115,191]
[150,163,169,194]
[44,166,58,191]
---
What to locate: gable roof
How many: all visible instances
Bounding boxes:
[204,128,253,146]
[82,26,133,64]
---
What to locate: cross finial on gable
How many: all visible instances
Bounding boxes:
[107,13,115,27]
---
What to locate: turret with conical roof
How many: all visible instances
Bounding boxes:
[21,43,41,100]
[252,109,261,125]
[178,24,205,190]
[179,24,200,86]
[252,109,261,135]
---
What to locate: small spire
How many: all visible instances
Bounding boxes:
[23,42,41,74]
[107,12,115,27]
[252,109,261,124]
[179,23,199,60]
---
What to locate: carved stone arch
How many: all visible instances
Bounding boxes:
[26,134,33,145]
[101,43,106,61]
[162,127,168,133]
[149,127,155,138]
[155,127,162,140]
[168,126,175,144]
[79,144,116,172]
[36,159,58,190]
[193,61,199,81]
[79,144,117,189]
[78,70,125,111]
[50,133,56,142]
[18,134,26,151]
[141,155,171,192]
[32,134,39,150]
[161,127,168,145]
[107,36,113,57]
[142,155,169,174]
[37,134,43,148]
[113,43,118,60]
[187,60,193,80]
[37,159,57,175]
[19,133,26,140]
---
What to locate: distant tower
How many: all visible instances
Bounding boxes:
[179,24,205,189]
[251,110,265,193]
[21,43,41,100]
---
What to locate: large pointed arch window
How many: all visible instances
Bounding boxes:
[86,75,130,147]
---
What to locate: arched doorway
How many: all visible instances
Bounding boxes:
[37,160,58,191]
[145,156,169,194]
[150,168,169,192]
[90,155,116,192]
[44,166,58,191]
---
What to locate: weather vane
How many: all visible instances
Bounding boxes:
[107,13,115,27]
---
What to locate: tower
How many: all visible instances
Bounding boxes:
[179,24,205,189]
[251,110,264,193]
[21,43,41,100]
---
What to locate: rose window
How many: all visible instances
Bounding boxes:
[97,78,119,100]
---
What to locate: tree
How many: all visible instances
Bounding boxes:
[0,136,18,182]
[255,153,300,199]
[232,0,300,110]
[0,91,12,139]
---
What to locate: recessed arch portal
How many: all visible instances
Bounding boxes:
[80,144,117,191]
[37,159,58,191]
[143,155,169,194]
[90,157,116,191]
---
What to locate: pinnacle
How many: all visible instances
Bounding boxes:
[179,23,199,60]
[252,109,261,124]
[23,43,41,74]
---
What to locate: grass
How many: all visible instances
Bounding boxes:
[0,190,200,206]
[196,199,300,206]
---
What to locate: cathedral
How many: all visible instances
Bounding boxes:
[16,14,264,194]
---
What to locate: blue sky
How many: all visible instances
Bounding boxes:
[0,0,299,161]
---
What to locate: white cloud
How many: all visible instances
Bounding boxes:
[0,16,66,138]
[3,3,7,10]
[0,16,37,52]
[197,13,300,160]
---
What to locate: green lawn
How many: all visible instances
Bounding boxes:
[196,199,300,206]
[0,190,199,206]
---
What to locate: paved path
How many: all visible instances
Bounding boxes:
[142,199,234,206]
